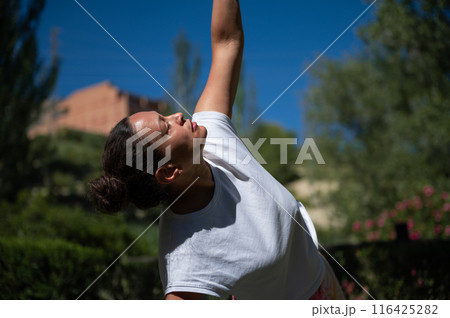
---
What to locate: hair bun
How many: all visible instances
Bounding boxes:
[88,175,127,213]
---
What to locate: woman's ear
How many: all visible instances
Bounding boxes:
[154,164,182,185]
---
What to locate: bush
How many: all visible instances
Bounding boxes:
[325,239,450,300]
[0,237,108,299]
[351,185,450,242]
[0,237,162,299]
[0,193,163,299]
[0,192,151,255]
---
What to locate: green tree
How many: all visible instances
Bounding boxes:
[302,0,450,222]
[170,31,202,116]
[0,0,59,200]
[249,122,300,185]
[233,60,258,135]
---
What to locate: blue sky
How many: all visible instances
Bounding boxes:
[37,0,375,137]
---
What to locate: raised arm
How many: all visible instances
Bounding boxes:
[194,0,244,118]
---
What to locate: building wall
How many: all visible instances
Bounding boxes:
[29,81,163,137]
[56,82,128,135]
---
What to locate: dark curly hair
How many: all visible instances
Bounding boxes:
[88,117,169,214]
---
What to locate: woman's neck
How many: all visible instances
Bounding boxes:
[168,159,215,214]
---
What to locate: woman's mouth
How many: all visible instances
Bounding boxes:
[191,121,197,132]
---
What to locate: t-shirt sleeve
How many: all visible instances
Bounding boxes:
[192,111,253,167]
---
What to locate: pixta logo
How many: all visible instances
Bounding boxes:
[193,137,325,165]
[125,128,171,175]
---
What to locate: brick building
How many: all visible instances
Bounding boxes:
[29,81,167,136]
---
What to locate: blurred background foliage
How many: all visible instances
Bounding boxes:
[0,0,448,299]
[303,0,450,223]
[325,239,450,300]
[0,192,162,299]
[0,0,59,201]
[302,0,450,299]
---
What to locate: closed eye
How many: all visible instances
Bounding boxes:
[159,116,169,135]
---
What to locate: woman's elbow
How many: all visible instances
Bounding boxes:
[212,31,244,48]
[211,33,244,55]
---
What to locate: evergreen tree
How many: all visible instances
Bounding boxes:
[170,31,201,116]
[233,60,258,135]
[0,0,59,200]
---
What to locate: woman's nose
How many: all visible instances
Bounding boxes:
[171,112,184,124]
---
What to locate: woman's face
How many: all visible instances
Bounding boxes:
[128,111,207,169]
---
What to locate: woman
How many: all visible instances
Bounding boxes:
[89,0,344,300]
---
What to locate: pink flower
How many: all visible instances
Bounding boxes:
[365,219,374,229]
[441,192,449,200]
[367,231,379,241]
[411,269,416,277]
[389,230,396,240]
[413,196,422,209]
[396,201,406,211]
[410,230,421,240]
[417,277,423,287]
[342,279,348,289]
[443,203,450,212]
[366,232,377,241]
[346,282,355,294]
[433,210,442,222]
[352,221,362,232]
[341,279,348,289]
[390,210,397,218]
[407,218,414,230]
[405,199,412,208]
[377,218,385,228]
[373,231,380,240]
[434,225,442,235]
[423,185,434,197]
[445,226,450,236]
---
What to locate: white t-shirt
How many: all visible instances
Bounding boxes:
[158,111,324,299]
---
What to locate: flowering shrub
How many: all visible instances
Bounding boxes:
[327,240,450,299]
[352,185,450,242]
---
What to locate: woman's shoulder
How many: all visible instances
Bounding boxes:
[193,111,238,137]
